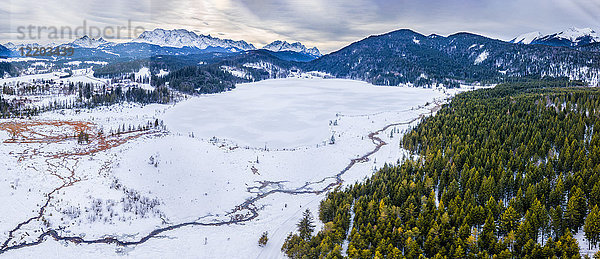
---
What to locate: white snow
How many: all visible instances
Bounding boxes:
[474,50,489,65]
[164,78,443,149]
[511,27,600,45]
[0,72,66,84]
[243,61,273,71]
[134,67,151,81]
[135,84,155,91]
[262,41,321,57]
[0,78,477,258]
[101,50,120,56]
[156,69,169,77]
[70,36,110,48]
[0,57,45,62]
[221,65,251,79]
[133,29,255,51]
[0,70,108,86]
[575,228,600,257]
[511,31,542,44]
[556,27,600,43]
[289,71,334,79]
[85,61,108,66]
[66,61,82,66]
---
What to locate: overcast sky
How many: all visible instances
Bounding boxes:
[1,0,599,53]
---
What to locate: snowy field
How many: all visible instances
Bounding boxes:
[0,78,473,258]
[0,69,109,86]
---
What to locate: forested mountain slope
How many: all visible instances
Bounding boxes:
[307,30,600,87]
[150,50,301,94]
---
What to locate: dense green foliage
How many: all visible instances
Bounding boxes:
[0,62,16,76]
[152,65,240,94]
[578,43,600,53]
[151,50,300,94]
[0,44,10,58]
[0,61,23,78]
[283,80,600,258]
[92,50,300,95]
[92,52,238,78]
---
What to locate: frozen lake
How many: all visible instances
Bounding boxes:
[164,78,446,148]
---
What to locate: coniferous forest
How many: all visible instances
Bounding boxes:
[282,79,600,258]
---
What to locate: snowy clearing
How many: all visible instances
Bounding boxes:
[0,78,474,258]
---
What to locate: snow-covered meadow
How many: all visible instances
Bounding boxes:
[0,78,471,258]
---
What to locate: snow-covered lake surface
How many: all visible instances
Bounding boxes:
[0,78,472,258]
[164,78,448,148]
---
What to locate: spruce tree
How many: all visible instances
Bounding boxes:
[297,209,315,240]
[585,205,600,250]
[500,206,519,235]
[258,231,269,247]
[480,214,497,251]
[565,187,587,231]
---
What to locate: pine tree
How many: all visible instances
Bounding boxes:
[585,205,600,250]
[558,230,580,258]
[258,231,269,247]
[526,198,547,243]
[297,209,315,240]
[591,183,600,208]
[480,214,497,251]
[565,187,587,231]
[500,206,519,235]
[552,205,566,238]
[77,130,88,144]
[405,237,421,258]
[281,232,304,258]
[454,245,465,258]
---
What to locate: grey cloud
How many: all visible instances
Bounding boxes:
[2,0,599,53]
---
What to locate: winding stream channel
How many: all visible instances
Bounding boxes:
[0,103,440,255]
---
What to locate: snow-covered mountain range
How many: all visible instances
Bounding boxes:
[4,36,112,51]
[510,31,543,44]
[134,29,322,56]
[69,35,111,48]
[2,29,322,59]
[4,42,59,51]
[511,27,600,47]
[262,40,322,57]
[133,29,256,52]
